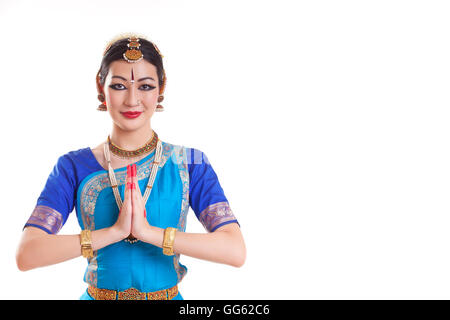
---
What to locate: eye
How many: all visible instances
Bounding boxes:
[140,84,156,91]
[109,83,125,90]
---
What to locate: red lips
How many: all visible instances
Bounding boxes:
[122,111,142,119]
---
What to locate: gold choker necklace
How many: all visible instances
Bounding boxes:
[107,131,158,158]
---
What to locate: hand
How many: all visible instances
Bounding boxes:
[130,163,152,240]
[111,164,133,240]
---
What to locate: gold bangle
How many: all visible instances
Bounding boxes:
[162,227,177,256]
[80,229,93,259]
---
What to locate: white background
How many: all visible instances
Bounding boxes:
[1,0,450,299]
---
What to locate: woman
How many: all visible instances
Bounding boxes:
[16,33,246,300]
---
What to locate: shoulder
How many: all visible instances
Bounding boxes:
[58,146,92,165]
[159,141,212,178]
[186,146,210,166]
[160,141,209,165]
[90,142,104,156]
[52,146,101,178]
[159,140,198,159]
[89,142,106,168]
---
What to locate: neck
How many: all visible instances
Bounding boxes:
[109,122,154,150]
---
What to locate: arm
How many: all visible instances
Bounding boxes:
[17,163,135,272]
[130,149,246,267]
[137,222,246,268]
[16,226,123,271]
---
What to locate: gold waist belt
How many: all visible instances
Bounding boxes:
[88,284,178,300]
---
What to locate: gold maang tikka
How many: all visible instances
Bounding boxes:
[123,36,144,63]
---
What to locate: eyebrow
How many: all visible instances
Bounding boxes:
[112,75,156,82]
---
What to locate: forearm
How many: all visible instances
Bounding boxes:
[140,225,245,267]
[16,227,122,271]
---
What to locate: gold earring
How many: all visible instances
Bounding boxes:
[97,94,107,111]
[156,70,166,112]
[156,95,164,112]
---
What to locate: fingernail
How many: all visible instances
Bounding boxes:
[127,164,131,177]
[144,209,147,218]
[132,163,137,177]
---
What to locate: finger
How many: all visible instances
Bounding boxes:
[125,165,133,200]
[131,164,144,212]
[131,164,138,200]
[132,163,137,177]
[125,165,130,191]
[120,165,131,216]
[133,164,143,198]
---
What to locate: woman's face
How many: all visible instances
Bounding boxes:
[102,59,160,131]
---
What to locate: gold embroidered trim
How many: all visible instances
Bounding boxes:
[87,285,178,300]
[25,205,63,234]
[198,201,237,232]
[118,287,146,300]
[88,285,116,300]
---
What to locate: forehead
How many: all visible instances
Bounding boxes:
[109,59,158,76]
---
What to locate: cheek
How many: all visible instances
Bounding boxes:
[146,91,159,103]
[141,93,158,108]
[106,92,127,110]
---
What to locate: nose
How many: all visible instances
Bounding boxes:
[125,83,141,107]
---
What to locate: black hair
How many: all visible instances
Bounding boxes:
[97,37,164,91]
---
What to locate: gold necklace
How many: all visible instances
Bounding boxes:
[108,131,158,158]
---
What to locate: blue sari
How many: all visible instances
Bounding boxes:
[24,141,240,300]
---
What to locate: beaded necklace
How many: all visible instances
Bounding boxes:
[103,137,163,244]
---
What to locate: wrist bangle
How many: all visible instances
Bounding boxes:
[162,227,177,256]
[80,229,93,259]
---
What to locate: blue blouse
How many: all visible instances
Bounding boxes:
[23,141,239,297]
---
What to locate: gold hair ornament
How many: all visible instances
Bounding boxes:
[123,36,144,63]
